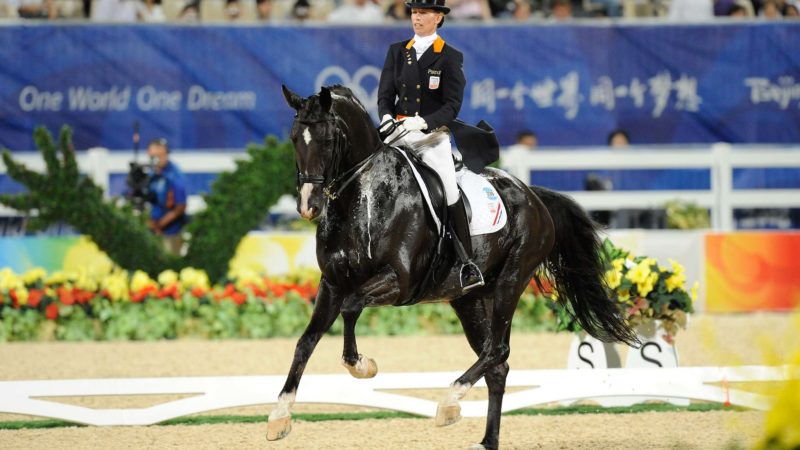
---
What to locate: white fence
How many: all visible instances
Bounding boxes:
[502,144,800,231]
[2,144,799,231]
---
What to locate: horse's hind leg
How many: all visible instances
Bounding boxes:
[438,251,543,449]
[267,278,342,441]
[341,268,400,378]
[444,296,509,450]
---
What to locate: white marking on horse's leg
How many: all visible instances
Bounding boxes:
[435,382,470,427]
[302,127,312,146]
[267,391,295,441]
[342,354,378,379]
[445,382,471,404]
[299,183,314,217]
[269,391,296,420]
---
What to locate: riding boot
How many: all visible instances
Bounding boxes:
[448,197,484,291]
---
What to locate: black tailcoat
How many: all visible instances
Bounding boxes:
[377,36,465,131]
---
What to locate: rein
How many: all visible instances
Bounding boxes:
[322,149,380,201]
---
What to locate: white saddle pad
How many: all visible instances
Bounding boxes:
[458,170,508,236]
[394,147,507,237]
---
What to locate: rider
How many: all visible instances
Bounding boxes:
[377,0,484,291]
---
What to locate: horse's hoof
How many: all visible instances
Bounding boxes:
[343,355,378,379]
[266,414,292,441]
[435,402,462,427]
[467,444,486,450]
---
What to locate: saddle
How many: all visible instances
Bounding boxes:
[393,147,470,238]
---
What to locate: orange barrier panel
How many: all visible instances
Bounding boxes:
[705,232,800,312]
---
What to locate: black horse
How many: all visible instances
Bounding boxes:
[267,84,638,450]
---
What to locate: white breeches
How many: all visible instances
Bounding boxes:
[397,130,459,206]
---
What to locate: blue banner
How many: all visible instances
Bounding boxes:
[1,23,798,150]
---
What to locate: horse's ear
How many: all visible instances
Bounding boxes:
[319,86,332,113]
[282,84,304,110]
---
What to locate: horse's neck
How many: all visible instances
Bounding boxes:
[337,107,381,168]
[322,150,395,238]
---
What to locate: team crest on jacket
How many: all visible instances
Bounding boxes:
[429,76,440,90]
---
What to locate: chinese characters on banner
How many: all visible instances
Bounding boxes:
[471,71,703,119]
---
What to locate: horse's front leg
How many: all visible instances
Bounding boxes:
[341,268,400,379]
[267,278,342,441]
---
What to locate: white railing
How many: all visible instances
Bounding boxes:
[2,144,799,231]
[501,143,800,231]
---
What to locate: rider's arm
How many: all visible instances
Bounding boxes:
[377,45,398,120]
[421,48,465,131]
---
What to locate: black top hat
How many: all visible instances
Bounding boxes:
[405,0,450,14]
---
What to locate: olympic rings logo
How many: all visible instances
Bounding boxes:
[314,65,382,119]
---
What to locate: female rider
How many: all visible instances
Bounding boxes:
[377,0,483,291]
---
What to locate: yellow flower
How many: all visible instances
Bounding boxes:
[46,270,71,285]
[668,258,685,275]
[637,272,659,298]
[611,258,625,272]
[22,268,47,285]
[14,288,29,306]
[229,266,264,291]
[157,269,179,286]
[0,268,23,291]
[179,267,210,291]
[625,259,652,285]
[131,270,158,292]
[73,268,98,292]
[665,271,686,293]
[690,281,699,303]
[605,269,622,289]
[102,271,130,302]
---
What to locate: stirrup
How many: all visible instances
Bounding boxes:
[459,261,484,292]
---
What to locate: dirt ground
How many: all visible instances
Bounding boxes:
[0,313,794,449]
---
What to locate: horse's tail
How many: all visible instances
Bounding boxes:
[531,185,639,347]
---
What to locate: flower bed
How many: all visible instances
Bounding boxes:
[0,267,555,341]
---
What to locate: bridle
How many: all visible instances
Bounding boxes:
[294,112,381,201]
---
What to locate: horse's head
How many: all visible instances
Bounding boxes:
[283,85,344,220]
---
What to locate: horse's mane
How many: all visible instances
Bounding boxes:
[327,84,370,122]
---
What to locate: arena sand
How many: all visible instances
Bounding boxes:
[0,313,793,449]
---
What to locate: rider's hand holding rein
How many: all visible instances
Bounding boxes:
[401,115,428,132]
[380,114,403,144]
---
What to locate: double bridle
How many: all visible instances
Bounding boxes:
[295,112,382,201]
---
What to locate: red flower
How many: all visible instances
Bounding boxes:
[249,284,267,298]
[45,303,59,320]
[74,289,94,304]
[57,287,75,305]
[191,287,206,298]
[157,283,178,299]
[28,289,44,308]
[230,292,247,305]
[223,283,235,296]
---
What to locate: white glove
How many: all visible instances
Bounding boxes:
[401,115,427,132]
[378,114,396,134]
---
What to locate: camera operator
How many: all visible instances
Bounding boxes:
[145,138,187,254]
